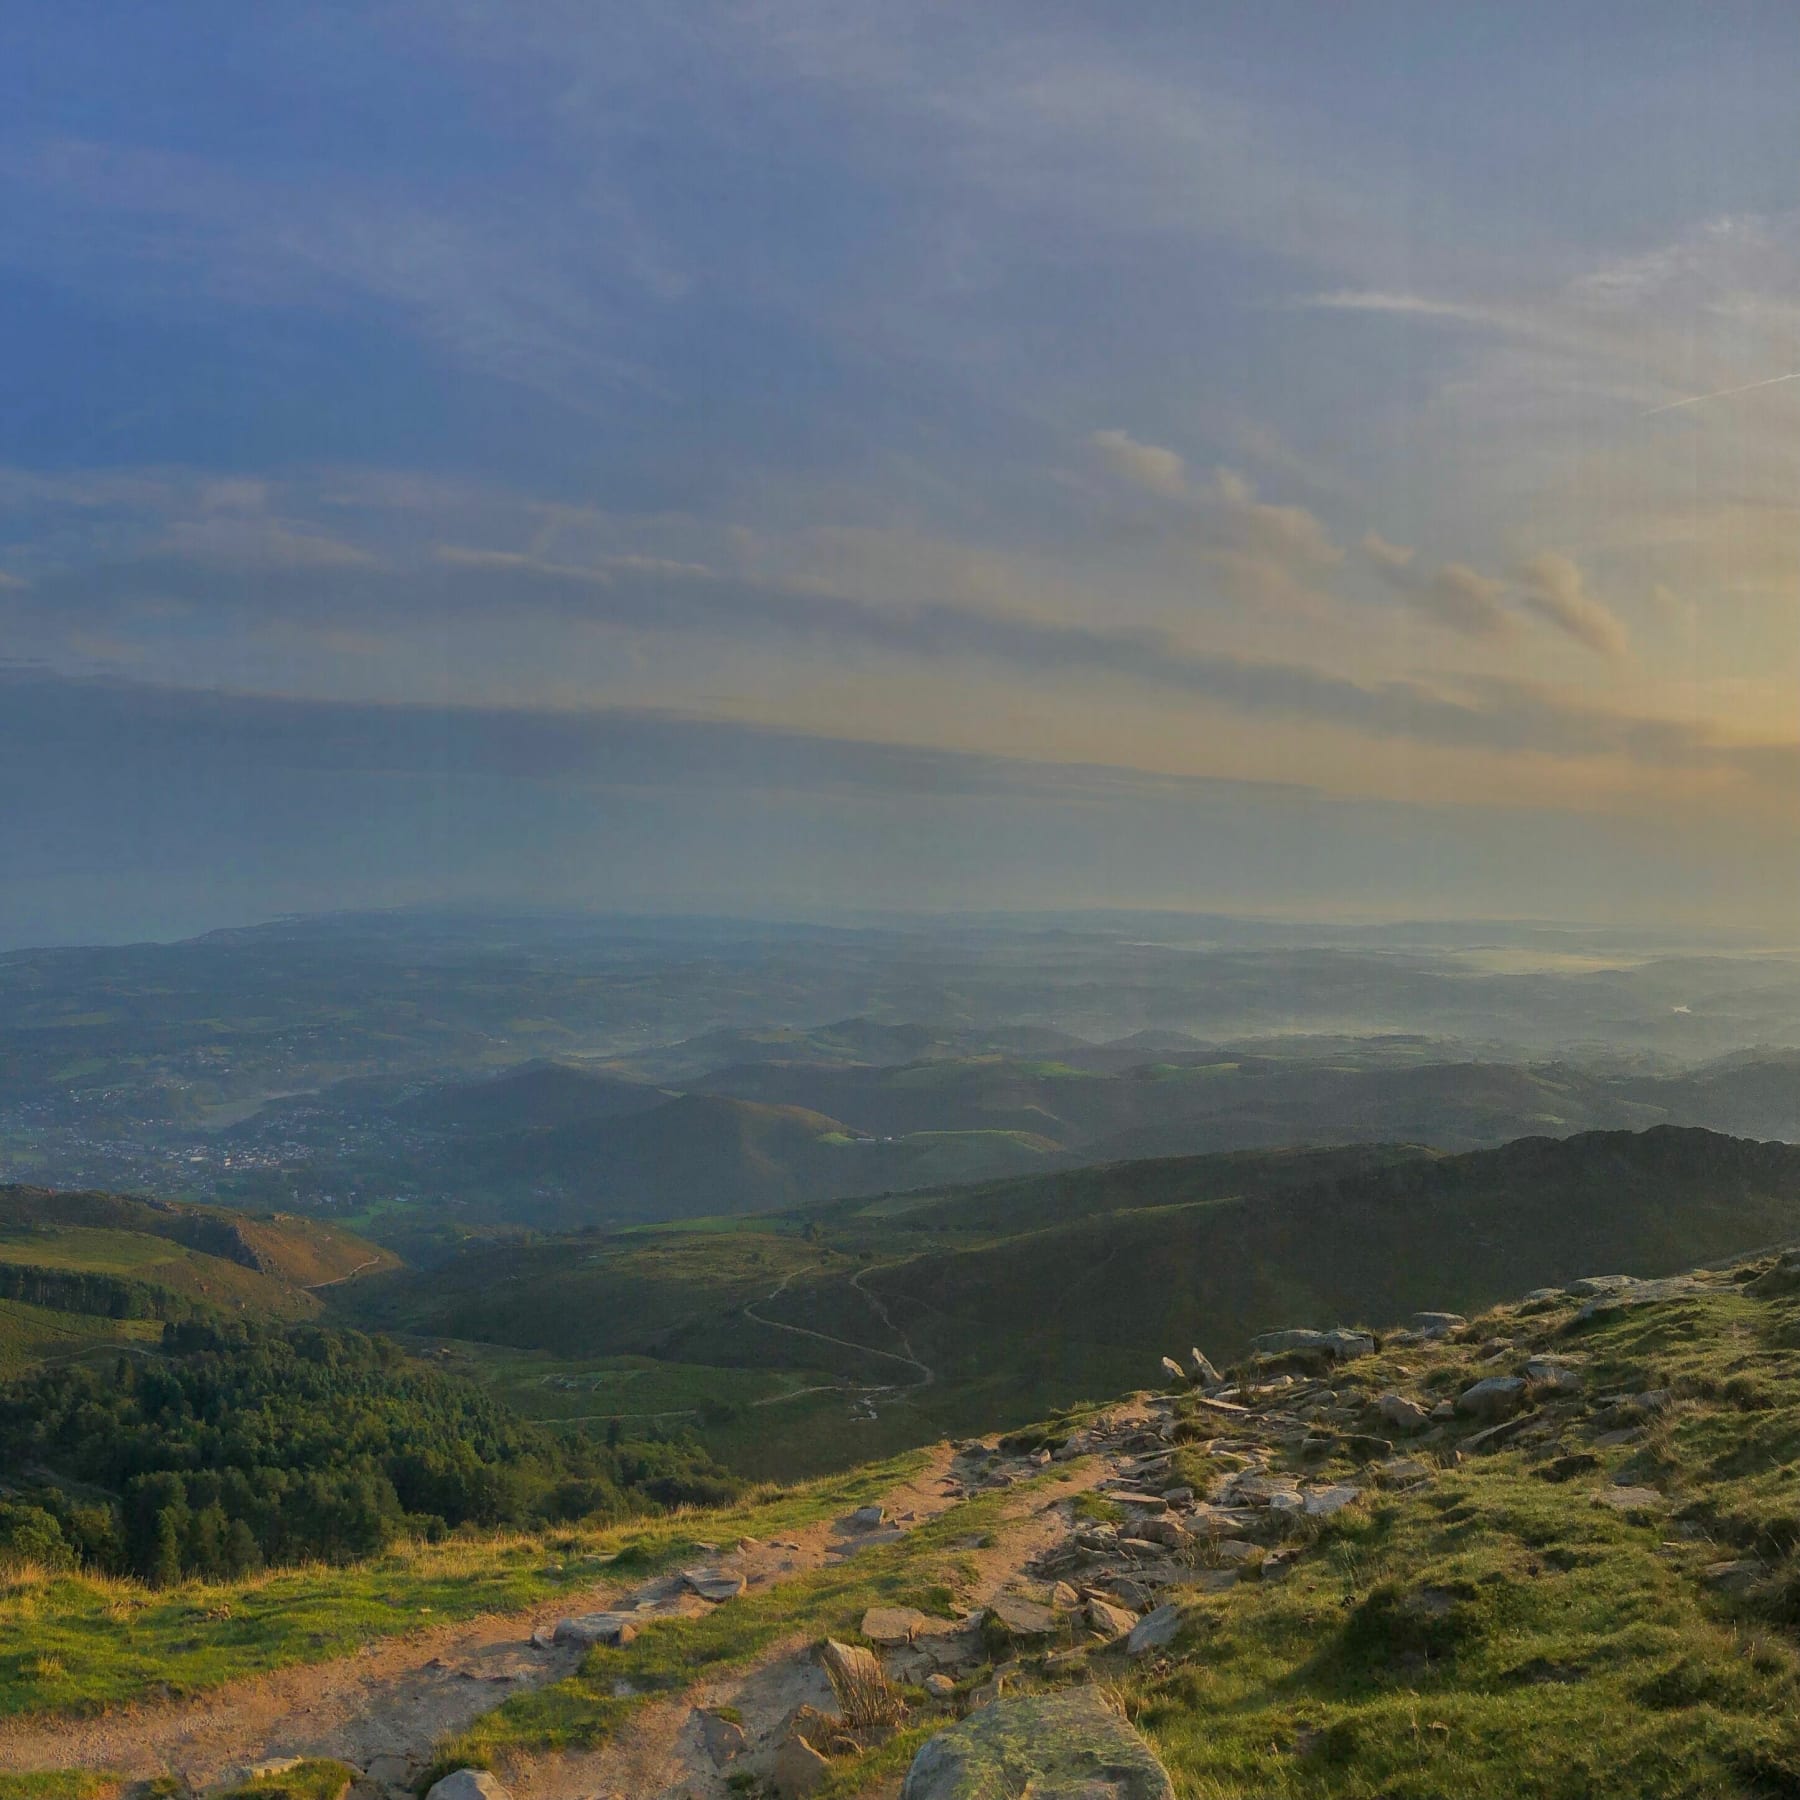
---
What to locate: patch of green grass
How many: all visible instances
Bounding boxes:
[214,1761,355,1800]
[0,1776,115,1800]
[0,1452,932,1721]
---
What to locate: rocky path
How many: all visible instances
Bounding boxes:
[0,1452,963,1792]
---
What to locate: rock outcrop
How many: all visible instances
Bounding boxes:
[900,1689,1175,1799]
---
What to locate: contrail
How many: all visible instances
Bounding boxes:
[1643,370,1800,416]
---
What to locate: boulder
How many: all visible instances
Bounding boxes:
[682,1567,746,1602]
[1159,1355,1187,1385]
[848,1505,890,1529]
[694,1707,747,1764]
[1086,1596,1138,1639]
[1302,1483,1360,1517]
[861,1605,928,1647]
[551,1612,638,1648]
[822,1636,888,1693]
[1455,1376,1526,1421]
[1377,1393,1432,1433]
[1524,1357,1582,1392]
[1190,1347,1222,1385]
[987,1593,1059,1639]
[1125,1601,1185,1656]
[773,1732,831,1799]
[1411,1311,1466,1337]
[899,1689,1174,1800]
[924,1672,957,1699]
[425,1775,511,1800]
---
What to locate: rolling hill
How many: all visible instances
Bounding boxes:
[335,1125,1800,1476]
[0,1185,395,1367]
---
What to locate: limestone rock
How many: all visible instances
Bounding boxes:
[682,1566,746,1602]
[425,1774,511,1800]
[1411,1311,1466,1338]
[1377,1392,1432,1433]
[1086,1596,1138,1639]
[1125,1601,1185,1655]
[1455,1376,1526,1421]
[694,1707,747,1764]
[987,1593,1059,1639]
[552,1612,638,1648]
[773,1732,831,1799]
[900,1689,1174,1800]
[861,1605,927,1646]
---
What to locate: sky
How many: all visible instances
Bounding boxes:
[2,2,1799,944]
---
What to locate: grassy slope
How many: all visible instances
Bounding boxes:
[405,1253,1800,1798]
[0,1186,394,1322]
[339,1129,1800,1477]
[0,1300,161,1378]
[0,1453,932,1721]
[13,1248,1800,1794]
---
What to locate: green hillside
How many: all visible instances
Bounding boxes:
[0,1186,397,1365]
[337,1127,1800,1478]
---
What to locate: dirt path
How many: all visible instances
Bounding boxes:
[495,1427,1134,1800]
[741,1271,934,1393]
[0,1450,962,1792]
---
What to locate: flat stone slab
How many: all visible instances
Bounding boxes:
[1126,1601,1186,1655]
[987,1593,1060,1638]
[682,1567,746,1602]
[900,1689,1175,1799]
[552,1612,639,1647]
[862,1605,929,1646]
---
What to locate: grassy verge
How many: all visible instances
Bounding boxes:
[0,1453,933,1721]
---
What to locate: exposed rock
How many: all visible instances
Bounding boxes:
[848,1505,890,1529]
[1568,1275,1638,1296]
[694,1707,747,1763]
[682,1567,746,1602]
[527,1626,556,1650]
[1132,1517,1190,1549]
[1746,1250,1800,1297]
[1378,1392,1432,1433]
[1524,1357,1582,1392]
[900,1689,1174,1800]
[773,1732,831,1799]
[1086,1596,1138,1639]
[1126,1601,1186,1655]
[1191,1347,1222,1384]
[1595,1484,1666,1513]
[822,1636,889,1694]
[1702,1559,1765,1593]
[988,1593,1060,1639]
[1160,1355,1187,1384]
[1411,1311,1466,1337]
[1249,1327,1373,1361]
[1302,1483,1360,1517]
[552,1612,638,1648]
[1456,1376,1527,1421]
[861,1606,928,1646]
[425,1774,511,1800]
[925,1671,957,1698]
[1107,1490,1168,1512]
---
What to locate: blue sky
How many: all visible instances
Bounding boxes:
[2,4,1798,943]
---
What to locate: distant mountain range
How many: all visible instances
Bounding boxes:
[242,1033,1800,1234]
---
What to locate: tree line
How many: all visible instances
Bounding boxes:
[0,1319,739,1583]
